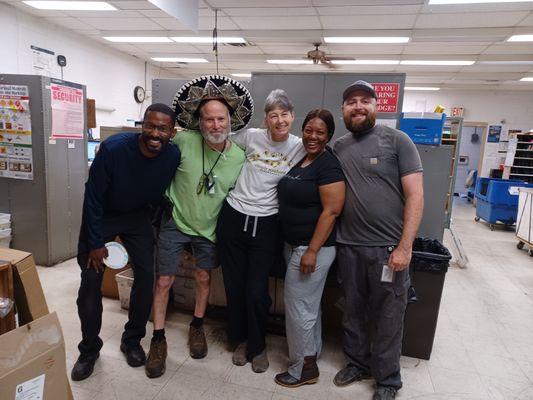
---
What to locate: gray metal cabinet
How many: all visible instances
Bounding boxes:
[0,74,87,265]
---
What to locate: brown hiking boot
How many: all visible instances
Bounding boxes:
[189,325,208,359]
[274,355,319,388]
[145,338,167,379]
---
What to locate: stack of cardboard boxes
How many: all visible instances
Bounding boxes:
[0,248,73,400]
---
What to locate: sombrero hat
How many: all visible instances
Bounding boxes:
[172,75,254,131]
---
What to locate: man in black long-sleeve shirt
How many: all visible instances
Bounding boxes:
[71,103,181,381]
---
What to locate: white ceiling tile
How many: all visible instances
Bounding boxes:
[518,13,533,26]
[80,17,163,30]
[63,10,143,18]
[232,16,321,30]
[106,43,142,52]
[224,7,317,17]
[109,1,158,10]
[326,44,405,55]
[465,64,533,73]
[46,17,94,30]
[316,5,422,15]
[138,10,169,18]
[320,14,417,29]
[192,44,264,54]
[482,44,533,55]
[207,0,309,7]
[312,0,424,5]
[77,30,102,36]
[399,65,465,73]
[198,16,238,30]
[403,43,489,55]
[149,17,187,29]
[132,43,201,53]
[258,44,320,55]
[415,12,529,29]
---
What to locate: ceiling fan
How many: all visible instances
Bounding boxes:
[306,42,353,68]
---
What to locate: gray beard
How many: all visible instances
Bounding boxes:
[201,130,229,144]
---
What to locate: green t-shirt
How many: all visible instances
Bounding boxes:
[167,130,245,243]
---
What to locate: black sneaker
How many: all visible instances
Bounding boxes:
[333,364,372,387]
[71,352,99,381]
[373,385,398,400]
[120,343,146,367]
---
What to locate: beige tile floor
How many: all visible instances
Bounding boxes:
[37,199,533,400]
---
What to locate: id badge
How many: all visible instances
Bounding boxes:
[381,264,395,283]
[207,175,216,194]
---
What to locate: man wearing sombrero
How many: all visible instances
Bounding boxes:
[145,75,253,379]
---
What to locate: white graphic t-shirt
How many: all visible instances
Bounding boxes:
[227,128,305,216]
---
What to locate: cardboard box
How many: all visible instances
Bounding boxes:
[99,126,141,142]
[0,261,16,334]
[86,98,96,128]
[0,312,72,400]
[0,249,49,325]
[102,264,129,299]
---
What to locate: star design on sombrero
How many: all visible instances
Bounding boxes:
[173,75,254,131]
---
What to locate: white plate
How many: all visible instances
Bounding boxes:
[103,241,129,269]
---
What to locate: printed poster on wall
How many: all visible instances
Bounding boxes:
[31,45,55,77]
[0,84,33,180]
[50,79,84,140]
[372,83,400,113]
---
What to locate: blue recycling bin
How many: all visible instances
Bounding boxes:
[474,177,533,229]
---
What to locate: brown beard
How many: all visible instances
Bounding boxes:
[343,111,376,134]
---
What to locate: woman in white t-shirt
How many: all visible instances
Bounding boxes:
[216,89,305,373]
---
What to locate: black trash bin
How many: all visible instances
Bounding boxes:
[402,237,452,360]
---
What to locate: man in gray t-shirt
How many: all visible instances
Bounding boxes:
[332,80,424,400]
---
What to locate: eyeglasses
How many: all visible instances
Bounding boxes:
[143,122,173,135]
[196,172,215,195]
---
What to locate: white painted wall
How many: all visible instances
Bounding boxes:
[0,2,180,137]
[403,90,533,132]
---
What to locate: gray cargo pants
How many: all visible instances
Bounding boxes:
[337,244,410,389]
[283,244,336,379]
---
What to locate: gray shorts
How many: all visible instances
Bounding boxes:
[157,212,218,275]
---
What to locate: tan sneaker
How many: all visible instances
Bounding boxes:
[145,339,167,378]
[251,350,269,373]
[232,342,247,366]
[189,325,208,359]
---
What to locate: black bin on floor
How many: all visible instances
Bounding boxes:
[402,237,452,360]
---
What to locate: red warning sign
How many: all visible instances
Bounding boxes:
[372,83,400,113]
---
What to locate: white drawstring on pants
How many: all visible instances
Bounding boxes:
[242,214,259,238]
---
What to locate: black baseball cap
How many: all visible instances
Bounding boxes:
[342,80,376,102]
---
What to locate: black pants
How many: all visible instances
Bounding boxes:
[216,201,280,359]
[337,245,410,389]
[76,209,155,357]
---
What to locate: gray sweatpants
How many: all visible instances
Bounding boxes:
[337,245,410,389]
[283,244,336,379]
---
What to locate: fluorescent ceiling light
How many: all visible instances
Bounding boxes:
[405,87,441,91]
[324,37,409,44]
[331,60,399,65]
[266,60,313,65]
[520,77,533,81]
[429,0,533,4]
[401,60,475,66]
[171,37,246,44]
[103,37,172,43]
[151,57,208,63]
[231,73,252,78]
[508,35,533,42]
[23,1,116,10]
